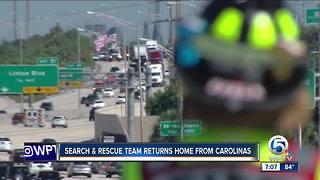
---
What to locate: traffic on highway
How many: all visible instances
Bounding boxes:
[0,2,172,177]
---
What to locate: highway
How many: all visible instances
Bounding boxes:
[0,60,165,179]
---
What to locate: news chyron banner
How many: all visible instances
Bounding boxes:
[24,143,259,162]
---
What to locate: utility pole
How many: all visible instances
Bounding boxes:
[168,1,173,49]
[78,30,81,118]
[127,68,136,142]
[175,0,184,142]
[13,0,17,41]
[146,67,152,101]
[26,0,30,38]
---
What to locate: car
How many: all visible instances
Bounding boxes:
[116,95,126,104]
[110,66,120,73]
[90,162,99,174]
[80,97,87,104]
[9,163,32,180]
[52,116,68,128]
[141,83,146,91]
[10,149,24,163]
[0,110,7,114]
[12,112,24,125]
[40,102,54,111]
[42,138,56,144]
[67,162,92,178]
[103,88,114,97]
[0,162,10,180]
[164,69,170,77]
[28,162,53,175]
[89,108,96,121]
[105,162,122,178]
[34,170,62,180]
[98,52,108,61]
[0,137,11,153]
[53,161,71,171]
[93,87,104,94]
[94,80,105,88]
[92,99,106,108]
[135,91,141,100]
[86,94,98,107]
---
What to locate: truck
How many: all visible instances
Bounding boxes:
[108,48,123,61]
[150,64,164,87]
[132,45,148,71]
[146,40,158,50]
[148,49,164,64]
[133,45,148,61]
[23,108,45,127]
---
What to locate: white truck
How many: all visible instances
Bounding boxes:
[146,40,158,50]
[133,45,148,61]
[108,48,123,61]
[23,108,45,127]
[150,64,164,87]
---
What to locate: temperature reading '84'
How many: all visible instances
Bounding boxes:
[285,164,294,170]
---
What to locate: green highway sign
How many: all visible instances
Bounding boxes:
[0,65,58,94]
[36,57,59,65]
[306,8,320,24]
[66,62,84,68]
[160,120,202,136]
[306,69,316,109]
[59,68,84,81]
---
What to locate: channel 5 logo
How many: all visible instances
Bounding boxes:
[268,135,292,162]
[24,143,57,161]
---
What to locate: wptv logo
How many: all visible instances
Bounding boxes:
[268,135,292,162]
[24,143,57,161]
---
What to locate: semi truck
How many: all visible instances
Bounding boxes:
[150,64,164,87]
[148,49,164,64]
[23,108,45,127]
[146,40,158,50]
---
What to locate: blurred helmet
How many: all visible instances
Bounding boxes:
[175,0,307,111]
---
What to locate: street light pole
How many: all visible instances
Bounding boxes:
[77,29,81,117]
[137,28,144,142]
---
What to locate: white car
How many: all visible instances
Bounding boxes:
[92,99,106,108]
[52,116,68,128]
[164,69,170,77]
[116,95,126,104]
[0,137,11,153]
[141,83,146,91]
[67,162,92,178]
[28,162,53,175]
[103,88,114,97]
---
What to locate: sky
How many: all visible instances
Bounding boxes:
[0,1,319,45]
[0,0,206,44]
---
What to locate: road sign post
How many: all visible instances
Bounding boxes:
[0,65,58,94]
[160,120,202,136]
[306,69,316,109]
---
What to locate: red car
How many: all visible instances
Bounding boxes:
[12,113,24,125]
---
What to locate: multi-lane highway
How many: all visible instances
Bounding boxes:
[0,60,167,179]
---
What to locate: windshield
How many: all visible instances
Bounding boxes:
[38,171,59,179]
[152,72,161,76]
[0,137,10,141]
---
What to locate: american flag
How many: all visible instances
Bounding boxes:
[94,27,117,52]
